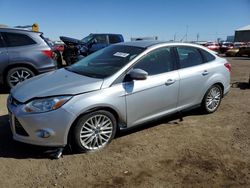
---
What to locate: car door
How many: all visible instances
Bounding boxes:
[0,33,9,77]
[108,35,123,44]
[89,35,109,53]
[176,46,212,109]
[125,46,179,127]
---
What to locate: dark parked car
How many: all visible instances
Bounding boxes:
[0,28,56,88]
[238,47,250,57]
[219,42,234,54]
[226,47,250,57]
[204,42,220,52]
[58,33,124,66]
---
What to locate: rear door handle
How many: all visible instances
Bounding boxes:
[202,70,209,76]
[165,79,176,86]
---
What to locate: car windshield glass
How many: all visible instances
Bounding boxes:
[81,35,93,43]
[66,45,144,78]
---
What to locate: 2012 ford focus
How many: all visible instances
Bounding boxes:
[7,41,231,152]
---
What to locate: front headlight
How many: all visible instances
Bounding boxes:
[23,96,72,113]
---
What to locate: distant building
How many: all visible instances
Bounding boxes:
[226,36,235,42]
[234,25,250,42]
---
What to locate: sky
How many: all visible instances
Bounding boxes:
[0,0,249,41]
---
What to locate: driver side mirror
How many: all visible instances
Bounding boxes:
[128,69,148,80]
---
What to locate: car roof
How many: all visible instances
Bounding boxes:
[115,41,205,49]
[0,27,42,34]
[90,33,122,36]
[115,41,166,48]
[114,41,219,56]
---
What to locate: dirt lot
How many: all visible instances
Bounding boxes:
[0,57,250,187]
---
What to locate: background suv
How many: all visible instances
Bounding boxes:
[0,28,56,88]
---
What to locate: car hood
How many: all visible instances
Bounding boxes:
[59,36,85,46]
[227,48,239,52]
[11,68,103,103]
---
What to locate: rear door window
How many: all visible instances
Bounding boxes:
[109,35,122,44]
[2,32,36,47]
[200,49,215,62]
[94,35,107,44]
[176,46,203,68]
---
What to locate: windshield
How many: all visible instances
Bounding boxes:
[66,45,144,78]
[81,35,94,43]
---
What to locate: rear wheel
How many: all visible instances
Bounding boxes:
[235,52,240,57]
[6,67,35,88]
[202,84,222,113]
[71,110,117,153]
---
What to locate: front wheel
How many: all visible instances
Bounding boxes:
[6,67,35,88]
[71,110,117,153]
[202,85,222,114]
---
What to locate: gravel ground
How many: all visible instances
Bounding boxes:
[0,57,249,187]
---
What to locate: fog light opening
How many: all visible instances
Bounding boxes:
[37,130,51,138]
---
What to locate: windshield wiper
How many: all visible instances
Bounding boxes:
[65,67,103,78]
[80,72,104,78]
[64,67,81,74]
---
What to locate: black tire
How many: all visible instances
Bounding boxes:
[201,84,222,114]
[6,67,35,88]
[235,52,240,57]
[71,110,117,153]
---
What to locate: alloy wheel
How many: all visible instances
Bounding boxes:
[8,68,34,88]
[205,86,221,112]
[79,114,113,150]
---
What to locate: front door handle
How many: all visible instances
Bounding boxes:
[165,79,175,86]
[202,70,209,76]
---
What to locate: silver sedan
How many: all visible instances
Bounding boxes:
[7,41,231,152]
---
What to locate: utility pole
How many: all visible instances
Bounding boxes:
[174,33,177,41]
[196,33,199,41]
[185,25,189,42]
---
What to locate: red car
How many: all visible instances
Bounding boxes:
[53,44,64,52]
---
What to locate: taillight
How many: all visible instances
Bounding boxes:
[224,62,231,72]
[42,50,53,58]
